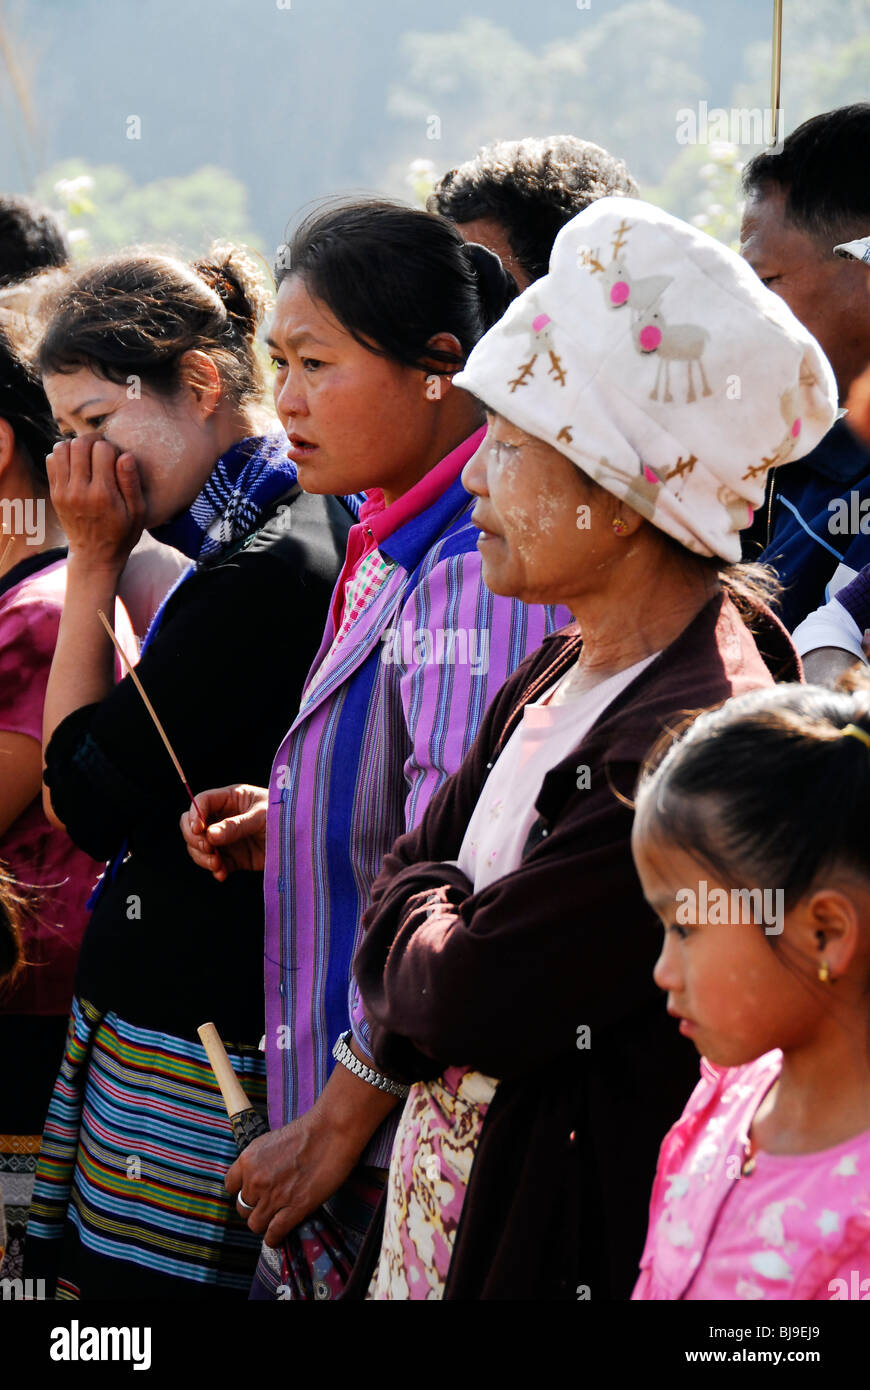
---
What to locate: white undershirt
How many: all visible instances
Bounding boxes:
[456,652,659,893]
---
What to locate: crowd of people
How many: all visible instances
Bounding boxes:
[1,104,870,1303]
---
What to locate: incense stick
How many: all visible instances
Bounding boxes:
[97,608,208,830]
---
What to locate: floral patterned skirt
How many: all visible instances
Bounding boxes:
[367,1067,498,1300]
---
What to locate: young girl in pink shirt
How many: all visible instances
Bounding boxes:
[631,681,870,1301]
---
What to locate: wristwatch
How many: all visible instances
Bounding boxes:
[331,1030,410,1099]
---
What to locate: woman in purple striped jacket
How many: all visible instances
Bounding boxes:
[182,200,573,1298]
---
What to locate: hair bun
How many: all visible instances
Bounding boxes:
[463,241,518,330]
[193,243,271,342]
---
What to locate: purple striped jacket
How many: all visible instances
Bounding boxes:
[263,432,571,1164]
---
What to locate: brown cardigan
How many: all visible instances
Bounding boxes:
[347,592,800,1300]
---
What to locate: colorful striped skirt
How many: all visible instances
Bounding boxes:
[25,997,267,1299]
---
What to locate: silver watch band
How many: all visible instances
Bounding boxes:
[331,1030,410,1099]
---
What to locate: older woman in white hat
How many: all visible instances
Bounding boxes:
[346,197,838,1302]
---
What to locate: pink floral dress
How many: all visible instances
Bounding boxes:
[633,1050,870,1300]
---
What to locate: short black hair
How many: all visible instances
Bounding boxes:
[742,104,870,247]
[428,135,639,283]
[277,198,517,374]
[0,196,69,288]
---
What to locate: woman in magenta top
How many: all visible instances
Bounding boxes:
[0,328,134,1280]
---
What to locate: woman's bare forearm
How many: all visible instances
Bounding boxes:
[42,557,123,762]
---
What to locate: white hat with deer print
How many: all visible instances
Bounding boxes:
[453,195,838,562]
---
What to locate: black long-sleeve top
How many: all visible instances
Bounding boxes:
[42,486,352,1044]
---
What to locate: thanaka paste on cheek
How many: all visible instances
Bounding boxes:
[490,444,546,561]
[104,404,187,476]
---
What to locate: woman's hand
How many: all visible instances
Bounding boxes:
[225,1061,399,1247]
[47,434,145,572]
[225,1112,362,1248]
[180,784,268,881]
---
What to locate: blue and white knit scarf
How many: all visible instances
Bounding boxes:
[140,432,298,655]
[151,432,298,568]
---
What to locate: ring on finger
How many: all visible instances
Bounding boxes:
[236,1193,256,1212]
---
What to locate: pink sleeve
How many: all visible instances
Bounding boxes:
[0,591,61,740]
[815,1254,870,1300]
[0,583,136,742]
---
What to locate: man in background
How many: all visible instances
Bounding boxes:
[739,105,870,645]
[430,134,638,289]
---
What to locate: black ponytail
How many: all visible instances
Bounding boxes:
[462,241,518,332]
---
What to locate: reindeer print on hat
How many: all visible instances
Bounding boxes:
[632,307,713,404]
[577,246,606,276]
[581,216,712,405]
[602,260,672,315]
[584,218,672,316]
[506,310,567,392]
[742,372,813,481]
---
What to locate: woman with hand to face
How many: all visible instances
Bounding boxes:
[24,248,353,1299]
[181,200,571,1300]
[347,197,839,1300]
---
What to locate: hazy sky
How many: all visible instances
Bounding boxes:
[0,0,824,250]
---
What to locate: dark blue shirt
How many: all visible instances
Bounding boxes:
[760,419,870,631]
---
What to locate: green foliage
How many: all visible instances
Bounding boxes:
[645,143,745,250]
[388,3,706,188]
[8,0,870,261]
[32,160,265,260]
[385,0,870,250]
[734,0,870,130]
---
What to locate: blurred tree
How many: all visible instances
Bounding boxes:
[734,0,870,135]
[0,4,41,187]
[4,0,869,260]
[645,142,744,249]
[32,160,264,259]
[404,158,437,208]
[385,3,706,192]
